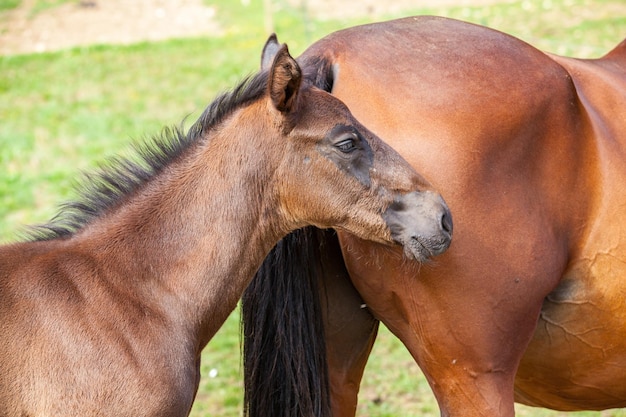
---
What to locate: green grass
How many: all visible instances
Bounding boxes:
[0,39,255,239]
[1,0,626,416]
[29,0,72,16]
[0,0,19,11]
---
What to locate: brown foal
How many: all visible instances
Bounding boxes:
[0,42,451,416]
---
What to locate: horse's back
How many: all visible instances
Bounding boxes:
[0,242,98,414]
[602,37,626,67]
[300,16,595,275]
[0,240,197,416]
[0,241,65,415]
[301,16,593,207]
[299,16,626,412]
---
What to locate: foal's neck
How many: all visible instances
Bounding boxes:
[75,110,285,350]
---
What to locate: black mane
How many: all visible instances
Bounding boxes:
[300,55,335,93]
[27,70,269,241]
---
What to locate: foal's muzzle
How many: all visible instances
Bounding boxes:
[382,191,453,261]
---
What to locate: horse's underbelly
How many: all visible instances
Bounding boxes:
[514,249,626,410]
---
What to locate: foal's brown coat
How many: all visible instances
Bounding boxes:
[0,44,450,416]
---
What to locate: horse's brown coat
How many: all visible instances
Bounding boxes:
[295,16,626,416]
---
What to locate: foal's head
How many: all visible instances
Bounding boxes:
[211,41,452,261]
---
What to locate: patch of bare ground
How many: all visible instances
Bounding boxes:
[0,0,221,55]
[0,0,516,55]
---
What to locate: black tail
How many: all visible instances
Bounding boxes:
[242,226,333,417]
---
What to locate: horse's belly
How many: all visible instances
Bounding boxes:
[514,252,626,410]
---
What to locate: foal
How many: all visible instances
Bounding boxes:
[0,43,451,416]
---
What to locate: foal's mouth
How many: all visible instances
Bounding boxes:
[382,190,453,262]
[403,234,451,262]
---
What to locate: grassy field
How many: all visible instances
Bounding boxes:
[2,0,626,416]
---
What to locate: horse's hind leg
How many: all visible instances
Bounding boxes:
[318,231,379,417]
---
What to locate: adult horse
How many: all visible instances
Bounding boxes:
[242,16,626,417]
[0,43,452,416]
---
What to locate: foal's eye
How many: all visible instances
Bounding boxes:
[334,135,358,153]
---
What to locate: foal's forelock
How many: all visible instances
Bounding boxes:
[25,71,271,242]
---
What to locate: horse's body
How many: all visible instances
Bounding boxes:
[243,16,626,416]
[0,43,452,416]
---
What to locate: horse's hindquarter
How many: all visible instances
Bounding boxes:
[0,242,197,416]
[301,16,609,415]
[515,53,626,411]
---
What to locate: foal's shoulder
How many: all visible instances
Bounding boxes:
[0,240,84,289]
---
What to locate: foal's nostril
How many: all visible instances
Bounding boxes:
[441,210,453,236]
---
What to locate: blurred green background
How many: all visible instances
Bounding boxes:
[1,0,626,416]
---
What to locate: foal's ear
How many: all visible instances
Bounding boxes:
[261,33,281,71]
[268,44,302,113]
